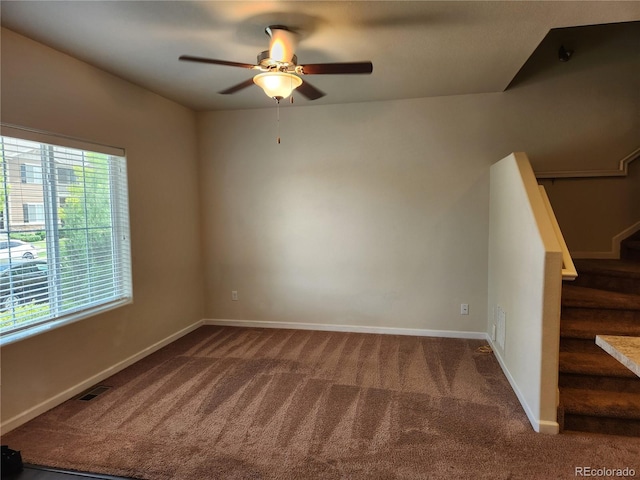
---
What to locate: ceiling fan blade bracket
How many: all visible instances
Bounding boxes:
[257,51,297,70]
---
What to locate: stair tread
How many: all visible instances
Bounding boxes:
[561,316,640,338]
[574,258,640,278]
[559,351,638,377]
[562,284,640,310]
[560,387,640,419]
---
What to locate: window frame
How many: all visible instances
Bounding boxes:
[0,124,132,346]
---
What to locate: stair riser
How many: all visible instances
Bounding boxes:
[561,304,640,340]
[622,246,640,261]
[559,351,638,378]
[561,338,613,354]
[621,236,640,262]
[572,274,640,295]
[559,373,640,393]
[563,415,640,437]
[561,328,640,340]
[561,319,640,339]
[561,307,640,322]
[559,363,637,378]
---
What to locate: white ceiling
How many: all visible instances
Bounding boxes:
[2,1,639,111]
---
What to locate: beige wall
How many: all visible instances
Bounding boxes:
[507,22,639,174]
[515,21,640,254]
[539,166,640,254]
[0,29,203,428]
[198,96,501,333]
[197,30,637,329]
[197,21,638,332]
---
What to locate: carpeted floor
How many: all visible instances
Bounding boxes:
[3,326,640,479]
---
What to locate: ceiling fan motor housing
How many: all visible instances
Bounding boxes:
[265,25,299,64]
[257,50,298,70]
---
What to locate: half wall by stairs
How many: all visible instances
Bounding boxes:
[559,231,640,436]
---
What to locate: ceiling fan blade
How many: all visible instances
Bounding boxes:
[219,78,256,95]
[179,55,256,69]
[296,80,325,101]
[299,62,373,75]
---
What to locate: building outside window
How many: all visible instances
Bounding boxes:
[22,203,45,224]
[0,128,132,345]
[57,167,76,185]
[20,163,43,184]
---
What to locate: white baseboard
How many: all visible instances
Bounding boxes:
[204,318,487,340]
[0,319,204,435]
[486,337,559,435]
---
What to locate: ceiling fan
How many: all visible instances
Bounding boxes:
[179,25,373,102]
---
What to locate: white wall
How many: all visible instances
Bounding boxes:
[488,153,563,433]
[0,29,203,431]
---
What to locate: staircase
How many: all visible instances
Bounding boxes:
[558,231,640,436]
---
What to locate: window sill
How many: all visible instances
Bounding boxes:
[0,297,132,347]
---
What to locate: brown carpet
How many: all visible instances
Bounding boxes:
[3,326,640,479]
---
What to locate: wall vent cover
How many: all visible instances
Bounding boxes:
[78,385,111,401]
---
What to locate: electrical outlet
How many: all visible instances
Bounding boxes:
[460,303,469,315]
[232,290,238,301]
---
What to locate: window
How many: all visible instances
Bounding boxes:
[23,203,45,224]
[57,167,76,185]
[0,129,132,345]
[20,163,43,184]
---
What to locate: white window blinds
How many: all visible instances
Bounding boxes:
[0,131,132,344]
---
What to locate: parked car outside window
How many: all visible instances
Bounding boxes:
[0,260,49,311]
[0,240,39,261]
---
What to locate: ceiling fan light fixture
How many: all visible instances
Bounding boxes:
[253,72,302,100]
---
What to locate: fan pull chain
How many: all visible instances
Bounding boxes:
[276,97,281,144]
